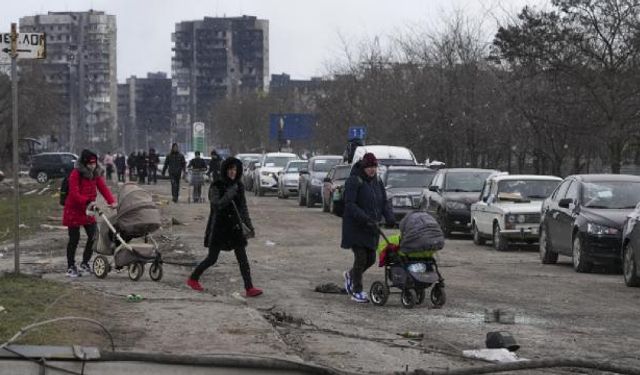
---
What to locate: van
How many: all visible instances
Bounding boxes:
[352,145,417,166]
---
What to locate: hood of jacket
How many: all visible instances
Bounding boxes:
[220,157,244,184]
[75,149,103,179]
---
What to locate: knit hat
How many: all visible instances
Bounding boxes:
[361,152,378,168]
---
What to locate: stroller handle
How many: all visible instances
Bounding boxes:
[377,225,392,245]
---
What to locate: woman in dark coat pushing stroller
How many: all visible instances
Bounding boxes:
[187,157,263,297]
[341,153,395,303]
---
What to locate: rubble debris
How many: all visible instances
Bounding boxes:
[314,283,347,294]
[171,217,184,225]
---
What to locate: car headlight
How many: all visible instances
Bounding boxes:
[505,214,526,224]
[311,178,323,186]
[392,196,412,207]
[407,263,427,273]
[587,223,619,235]
[446,201,467,210]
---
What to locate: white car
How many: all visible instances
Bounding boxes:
[253,152,299,196]
[277,160,308,198]
[471,174,562,251]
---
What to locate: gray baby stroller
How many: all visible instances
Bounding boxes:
[188,168,207,203]
[370,211,446,309]
[91,183,164,281]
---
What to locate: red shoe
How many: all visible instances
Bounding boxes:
[245,287,263,297]
[187,278,204,291]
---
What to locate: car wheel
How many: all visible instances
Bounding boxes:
[438,210,452,238]
[493,223,509,251]
[539,224,558,264]
[305,188,314,208]
[572,234,592,273]
[257,186,265,197]
[472,222,486,246]
[36,171,48,183]
[623,243,640,287]
[282,192,289,199]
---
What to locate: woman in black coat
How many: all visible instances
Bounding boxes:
[341,153,395,303]
[187,157,263,297]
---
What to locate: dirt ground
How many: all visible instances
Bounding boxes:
[1,179,640,374]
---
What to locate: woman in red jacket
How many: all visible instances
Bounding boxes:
[63,149,116,277]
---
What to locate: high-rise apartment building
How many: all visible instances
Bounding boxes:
[20,10,117,153]
[118,72,172,153]
[172,15,269,150]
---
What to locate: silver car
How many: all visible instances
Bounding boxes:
[277,160,308,199]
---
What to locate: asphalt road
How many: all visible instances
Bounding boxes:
[2,180,639,374]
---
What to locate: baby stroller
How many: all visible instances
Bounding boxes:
[370,211,446,309]
[91,183,164,281]
[188,168,207,203]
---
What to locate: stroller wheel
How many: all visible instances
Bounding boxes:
[369,281,389,306]
[93,256,110,279]
[401,289,416,309]
[430,284,446,308]
[415,288,426,305]
[149,262,163,281]
[128,262,145,281]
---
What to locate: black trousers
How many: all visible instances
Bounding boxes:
[191,246,253,289]
[170,173,181,202]
[350,246,376,293]
[66,224,97,269]
[117,170,125,182]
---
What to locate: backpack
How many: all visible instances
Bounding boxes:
[59,170,75,206]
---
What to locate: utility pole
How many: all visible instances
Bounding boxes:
[10,23,20,274]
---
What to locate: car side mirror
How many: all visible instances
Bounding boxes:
[299,170,309,175]
[323,177,331,183]
[428,185,439,193]
[558,198,573,208]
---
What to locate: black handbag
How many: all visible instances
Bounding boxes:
[231,201,255,239]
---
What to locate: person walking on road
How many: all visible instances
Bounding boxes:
[162,143,186,203]
[187,157,263,297]
[148,148,160,184]
[62,149,117,277]
[341,152,395,303]
[208,149,222,182]
[114,152,126,182]
[127,152,137,181]
[103,152,115,181]
[136,151,148,184]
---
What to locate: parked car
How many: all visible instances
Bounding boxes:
[351,145,418,168]
[0,169,4,182]
[156,155,167,179]
[298,155,342,208]
[384,165,437,222]
[321,164,352,216]
[253,152,298,196]
[277,160,308,199]
[471,174,562,251]
[539,174,640,273]
[421,168,499,236]
[622,202,640,287]
[28,152,78,183]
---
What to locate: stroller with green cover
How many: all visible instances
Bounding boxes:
[370,211,446,308]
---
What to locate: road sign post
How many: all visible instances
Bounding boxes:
[3,24,47,275]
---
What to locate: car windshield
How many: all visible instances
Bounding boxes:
[333,167,351,180]
[445,172,493,192]
[497,179,560,201]
[312,159,341,172]
[385,170,435,188]
[581,181,640,209]
[285,162,308,172]
[263,156,295,168]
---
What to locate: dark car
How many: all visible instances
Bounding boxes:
[28,152,78,183]
[539,174,640,273]
[385,165,436,222]
[298,155,342,208]
[622,203,640,287]
[421,168,499,236]
[321,164,351,215]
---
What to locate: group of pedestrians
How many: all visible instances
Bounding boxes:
[63,143,387,303]
[126,149,161,184]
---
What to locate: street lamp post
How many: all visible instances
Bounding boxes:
[278,116,284,152]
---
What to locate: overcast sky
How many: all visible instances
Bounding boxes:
[3,0,548,82]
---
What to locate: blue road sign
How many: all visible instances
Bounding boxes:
[348,125,366,140]
[269,113,315,140]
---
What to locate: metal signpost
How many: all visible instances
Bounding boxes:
[1,24,46,274]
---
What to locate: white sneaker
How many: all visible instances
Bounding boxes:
[66,266,81,278]
[80,262,93,275]
[351,291,369,303]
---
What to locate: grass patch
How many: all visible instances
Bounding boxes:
[0,274,119,348]
[0,186,63,241]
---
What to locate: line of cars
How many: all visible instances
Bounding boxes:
[238,146,640,288]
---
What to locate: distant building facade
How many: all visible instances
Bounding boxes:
[118,73,172,154]
[171,15,269,150]
[20,10,118,153]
